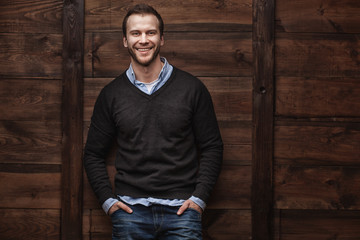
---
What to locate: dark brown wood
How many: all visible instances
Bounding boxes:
[275,166,360,210]
[61,0,84,239]
[0,209,61,240]
[0,170,61,208]
[0,121,61,164]
[276,33,360,77]
[0,33,63,78]
[275,122,360,166]
[276,76,360,118]
[0,0,63,33]
[0,79,62,121]
[276,0,360,33]
[252,0,275,239]
[85,0,252,32]
[279,210,360,239]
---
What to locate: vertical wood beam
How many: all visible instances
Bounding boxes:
[61,0,84,239]
[252,0,275,239]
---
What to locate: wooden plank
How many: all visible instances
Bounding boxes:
[203,210,252,240]
[84,32,252,78]
[0,209,60,240]
[85,0,252,32]
[61,0,84,239]
[274,122,360,165]
[0,79,61,121]
[275,166,360,210]
[0,120,61,164]
[0,0,63,33]
[276,76,360,118]
[0,170,61,208]
[83,209,251,240]
[276,33,360,77]
[252,0,275,239]
[207,165,251,209]
[0,33,62,78]
[279,210,360,239]
[276,0,360,33]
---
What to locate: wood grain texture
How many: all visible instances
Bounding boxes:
[84,32,252,78]
[0,120,61,164]
[252,0,275,239]
[0,171,61,208]
[85,0,252,32]
[0,209,60,240]
[278,210,360,239]
[274,122,360,166]
[61,0,84,239]
[276,33,360,77]
[207,165,251,209]
[0,0,63,33]
[0,33,62,78]
[275,166,360,210]
[276,76,360,118]
[0,79,62,121]
[276,0,360,33]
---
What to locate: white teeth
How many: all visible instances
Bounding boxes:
[138,48,150,52]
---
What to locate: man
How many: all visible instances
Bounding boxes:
[84,4,223,240]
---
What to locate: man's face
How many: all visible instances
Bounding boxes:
[123,14,164,67]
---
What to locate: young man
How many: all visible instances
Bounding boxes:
[84,4,223,240]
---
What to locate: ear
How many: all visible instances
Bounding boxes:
[160,35,164,47]
[123,36,128,47]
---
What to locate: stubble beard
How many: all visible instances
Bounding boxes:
[128,45,161,67]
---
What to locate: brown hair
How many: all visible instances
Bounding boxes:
[122,4,164,38]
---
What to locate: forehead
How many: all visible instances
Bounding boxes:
[126,14,160,32]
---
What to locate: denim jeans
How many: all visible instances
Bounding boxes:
[110,204,202,240]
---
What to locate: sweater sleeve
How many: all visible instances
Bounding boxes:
[191,82,223,203]
[83,88,117,205]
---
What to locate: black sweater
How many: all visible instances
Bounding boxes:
[84,67,223,205]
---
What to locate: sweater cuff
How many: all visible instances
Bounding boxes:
[190,195,206,210]
[102,197,119,215]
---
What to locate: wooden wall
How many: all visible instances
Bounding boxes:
[0,0,63,239]
[82,0,253,239]
[274,0,360,239]
[1,0,359,239]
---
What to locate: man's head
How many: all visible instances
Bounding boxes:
[122,4,165,67]
[122,4,164,39]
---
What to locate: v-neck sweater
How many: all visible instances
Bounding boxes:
[84,67,223,205]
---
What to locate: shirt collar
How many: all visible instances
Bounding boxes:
[126,57,171,85]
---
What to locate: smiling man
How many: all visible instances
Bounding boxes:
[84,4,223,240]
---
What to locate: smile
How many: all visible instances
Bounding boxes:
[137,47,153,52]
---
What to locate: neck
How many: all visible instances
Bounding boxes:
[131,57,163,83]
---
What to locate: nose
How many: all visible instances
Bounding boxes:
[139,33,148,44]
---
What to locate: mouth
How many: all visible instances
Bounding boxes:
[136,47,153,52]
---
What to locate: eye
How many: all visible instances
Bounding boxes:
[131,32,140,36]
[148,31,156,36]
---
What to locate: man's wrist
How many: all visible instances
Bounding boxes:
[102,198,119,214]
[189,196,206,211]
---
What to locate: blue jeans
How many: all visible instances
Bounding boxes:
[110,204,202,240]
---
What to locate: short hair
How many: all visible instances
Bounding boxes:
[122,4,164,38]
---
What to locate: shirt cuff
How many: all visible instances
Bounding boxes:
[190,196,206,211]
[102,197,119,214]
